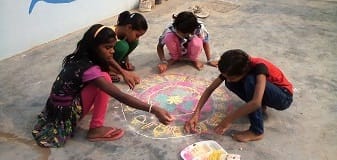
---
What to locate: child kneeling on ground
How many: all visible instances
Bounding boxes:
[157,11,217,73]
[184,49,293,142]
[32,24,173,148]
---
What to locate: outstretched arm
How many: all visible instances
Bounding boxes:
[157,42,166,62]
[203,42,218,67]
[184,77,224,133]
[203,42,211,62]
[157,42,176,73]
[91,77,174,125]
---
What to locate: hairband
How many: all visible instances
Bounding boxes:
[94,26,107,38]
[130,13,135,19]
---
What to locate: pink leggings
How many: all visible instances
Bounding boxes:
[81,72,111,129]
[164,32,203,61]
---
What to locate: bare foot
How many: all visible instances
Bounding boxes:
[157,63,168,73]
[232,130,263,142]
[207,60,218,67]
[126,63,135,71]
[193,60,204,70]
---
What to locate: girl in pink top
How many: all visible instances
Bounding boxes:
[157,11,217,73]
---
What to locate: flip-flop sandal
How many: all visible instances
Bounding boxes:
[110,74,121,83]
[87,128,124,142]
[189,5,210,18]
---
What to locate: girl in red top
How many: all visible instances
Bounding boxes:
[185,49,293,142]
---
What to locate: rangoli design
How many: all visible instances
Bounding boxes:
[117,74,233,139]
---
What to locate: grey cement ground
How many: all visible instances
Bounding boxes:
[1,0,337,159]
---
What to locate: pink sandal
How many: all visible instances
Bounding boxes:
[87,128,124,142]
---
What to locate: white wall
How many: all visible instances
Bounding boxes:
[0,0,138,60]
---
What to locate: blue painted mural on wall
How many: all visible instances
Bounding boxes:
[29,0,76,14]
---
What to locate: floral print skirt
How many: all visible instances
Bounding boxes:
[32,97,82,148]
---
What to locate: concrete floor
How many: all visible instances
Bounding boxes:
[0,0,337,159]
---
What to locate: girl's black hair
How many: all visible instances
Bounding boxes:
[218,49,251,76]
[117,11,148,31]
[63,24,116,71]
[172,11,200,34]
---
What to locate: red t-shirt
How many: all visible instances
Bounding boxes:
[250,57,293,94]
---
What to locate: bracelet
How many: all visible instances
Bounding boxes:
[148,103,153,113]
[161,60,168,64]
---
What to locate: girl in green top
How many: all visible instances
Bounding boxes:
[109,11,148,85]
